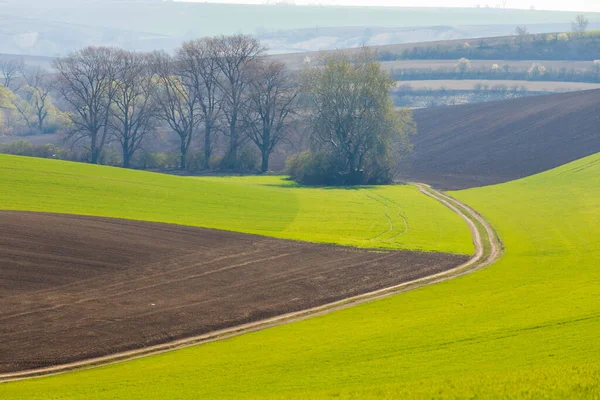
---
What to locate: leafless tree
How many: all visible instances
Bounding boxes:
[177,39,223,169]
[110,51,159,168]
[151,51,202,169]
[514,26,530,48]
[211,35,265,168]
[245,60,299,172]
[572,14,589,37]
[54,47,119,164]
[0,57,24,90]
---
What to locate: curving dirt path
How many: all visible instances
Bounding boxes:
[0,184,502,383]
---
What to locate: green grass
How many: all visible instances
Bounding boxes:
[0,154,472,254]
[1,153,599,398]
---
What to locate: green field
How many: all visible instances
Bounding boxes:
[0,154,472,254]
[1,153,599,398]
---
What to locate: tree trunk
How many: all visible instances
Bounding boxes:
[261,150,269,173]
[180,144,187,170]
[204,121,211,170]
[228,109,238,167]
[90,135,98,164]
[229,130,237,166]
[123,136,130,168]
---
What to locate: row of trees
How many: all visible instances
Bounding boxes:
[52,36,300,171]
[378,22,599,62]
[391,60,600,83]
[2,37,415,185]
[0,59,68,135]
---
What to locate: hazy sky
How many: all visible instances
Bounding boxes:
[178,1,600,12]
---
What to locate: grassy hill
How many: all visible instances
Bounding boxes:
[1,154,598,397]
[403,89,600,189]
[0,154,472,254]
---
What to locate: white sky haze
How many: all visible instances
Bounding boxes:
[177,0,600,12]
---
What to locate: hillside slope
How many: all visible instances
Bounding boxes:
[1,0,598,55]
[2,153,598,397]
[0,155,472,254]
[404,89,600,189]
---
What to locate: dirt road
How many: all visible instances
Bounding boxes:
[0,185,502,382]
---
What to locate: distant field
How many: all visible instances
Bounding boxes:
[2,154,598,398]
[281,56,597,72]
[381,59,596,72]
[0,155,472,254]
[397,79,600,92]
[405,89,600,189]
[277,45,600,69]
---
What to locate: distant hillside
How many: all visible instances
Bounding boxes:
[0,0,599,56]
[403,89,600,189]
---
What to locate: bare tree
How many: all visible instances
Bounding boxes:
[0,57,24,91]
[110,51,158,168]
[572,14,589,37]
[245,60,299,172]
[151,51,202,169]
[54,47,119,164]
[177,39,223,170]
[211,35,265,169]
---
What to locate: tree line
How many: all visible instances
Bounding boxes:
[391,60,600,84]
[378,23,599,63]
[1,37,415,185]
[50,36,301,171]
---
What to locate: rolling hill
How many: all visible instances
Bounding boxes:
[0,155,473,254]
[403,89,600,189]
[1,0,599,55]
[1,148,598,398]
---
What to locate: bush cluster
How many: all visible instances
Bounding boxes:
[286,151,394,186]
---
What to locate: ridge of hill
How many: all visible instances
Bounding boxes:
[1,1,599,56]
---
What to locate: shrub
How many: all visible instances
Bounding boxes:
[237,146,260,172]
[185,150,206,172]
[285,151,394,186]
[134,151,168,169]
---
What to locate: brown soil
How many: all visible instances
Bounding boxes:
[0,211,468,374]
[403,89,600,190]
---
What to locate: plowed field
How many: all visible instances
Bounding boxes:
[0,211,468,373]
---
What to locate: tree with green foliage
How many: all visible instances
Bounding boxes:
[12,67,68,134]
[290,48,415,186]
[456,57,471,75]
[0,84,17,134]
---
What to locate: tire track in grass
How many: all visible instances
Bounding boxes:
[0,184,502,383]
[369,191,409,241]
[363,192,395,241]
